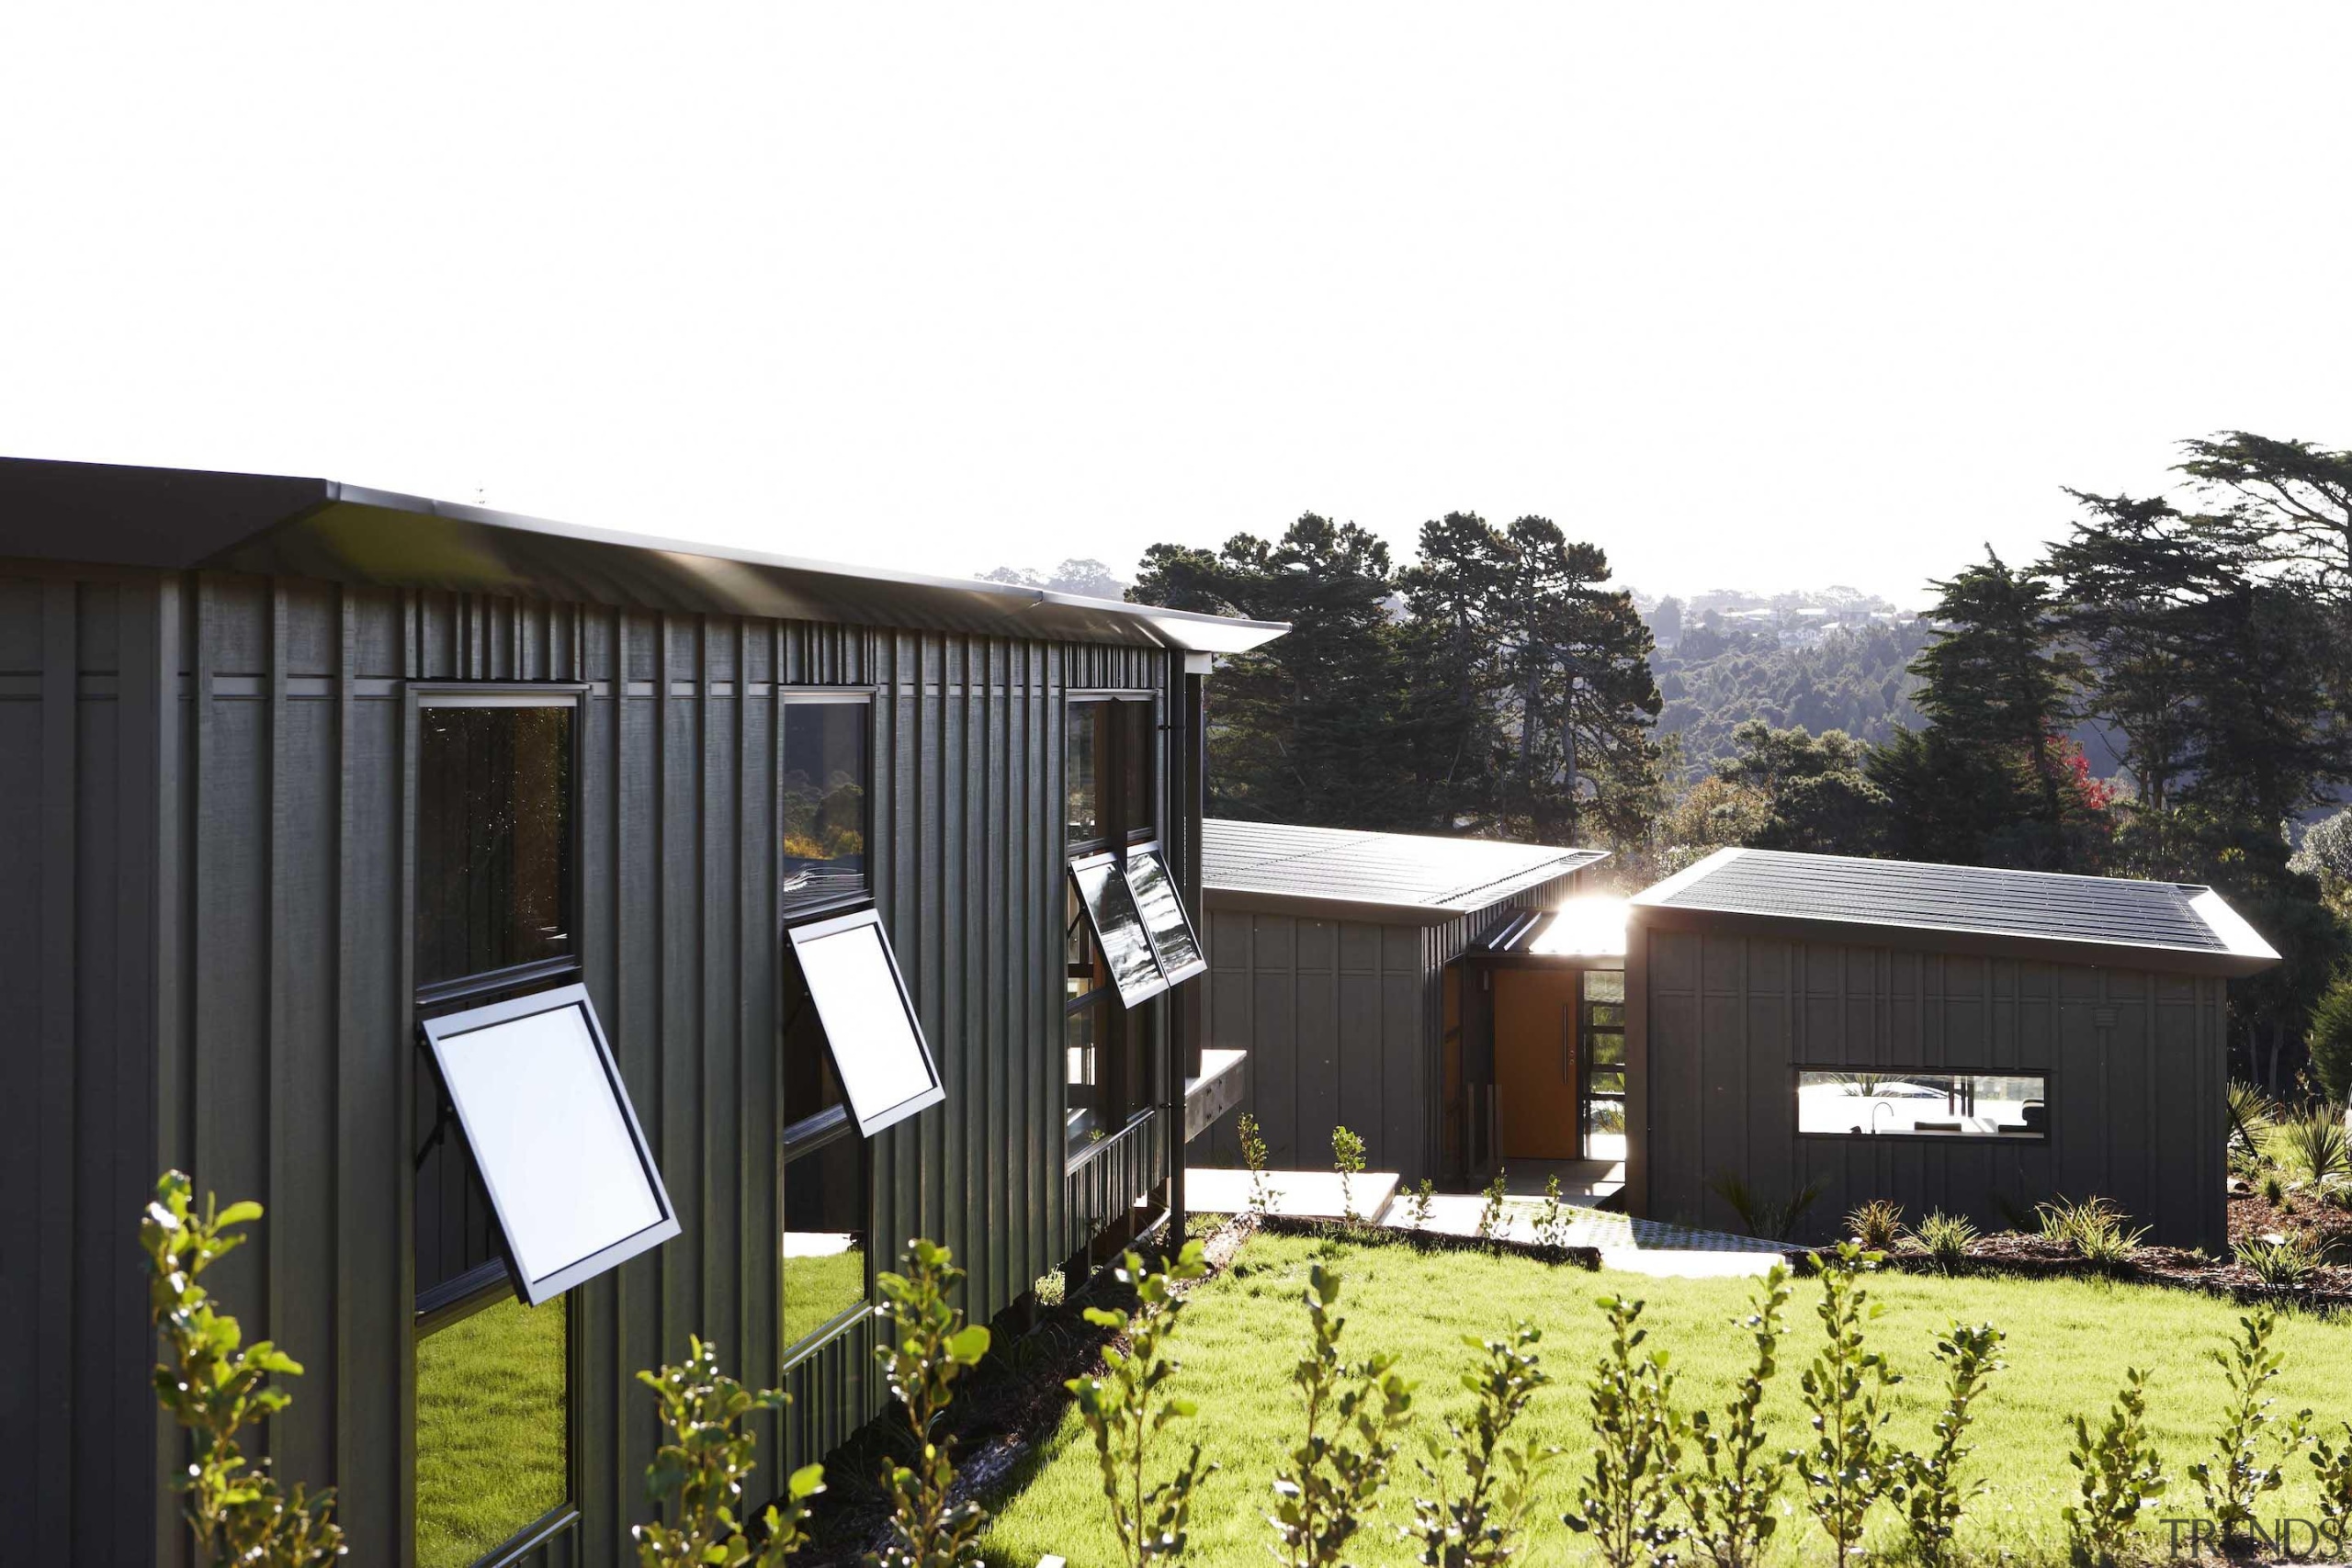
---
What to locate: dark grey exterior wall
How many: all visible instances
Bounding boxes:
[1631,923,2230,1252]
[0,561,1180,1567]
[1200,872,1582,1182]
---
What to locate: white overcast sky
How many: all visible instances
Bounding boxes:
[4,6,2348,604]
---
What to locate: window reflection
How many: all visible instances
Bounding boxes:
[416,705,571,985]
[414,1293,568,1568]
[782,1131,868,1351]
[1067,701,1102,847]
[782,702,869,916]
[1796,1071,2048,1138]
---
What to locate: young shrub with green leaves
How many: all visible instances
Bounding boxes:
[1792,1243,1901,1568]
[2269,1109,2351,1186]
[1406,1179,1437,1229]
[633,1337,823,1567]
[1267,1262,1415,1568]
[2310,1422,2352,1538]
[1331,1125,1368,1225]
[2035,1195,2148,1269]
[1670,1264,1792,1568]
[2063,1368,2165,1566]
[1845,1199,1903,1251]
[866,1239,992,1568]
[1475,1170,1510,1241]
[1406,1322,1556,1568]
[1531,1175,1572,1250]
[1563,1294,1682,1568]
[2235,1231,2323,1287]
[2186,1308,2312,1546]
[1067,1242,1215,1567]
[141,1170,345,1568]
[1239,1113,1276,1215]
[1890,1321,2005,1566]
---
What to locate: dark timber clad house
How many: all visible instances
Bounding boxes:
[1627,847,2280,1252]
[0,456,1282,1568]
[1198,819,1607,1180]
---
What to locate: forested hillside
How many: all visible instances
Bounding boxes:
[1651,616,1928,778]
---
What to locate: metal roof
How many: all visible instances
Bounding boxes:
[0,456,1290,656]
[1202,818,1608,922]
[1631,847,2279,976]
[1477,897,1631,960]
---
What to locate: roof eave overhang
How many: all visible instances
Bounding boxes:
[1625,902,2279,979]
[1202,858,1600,928]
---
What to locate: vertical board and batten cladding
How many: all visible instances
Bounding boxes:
[1203,871,1582,1181]
[0,559,1166,1567]
[1635,924,2228,1251]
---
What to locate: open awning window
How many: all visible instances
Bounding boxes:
[419,985,681,1306]
[1121,843,1207,987]
[1069,852,1170,1007]
[786,907,945,1136]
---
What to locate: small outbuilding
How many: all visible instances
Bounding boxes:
[1624,847,2280,1251]
[1198,818,1607,1180]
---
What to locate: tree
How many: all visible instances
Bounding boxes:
[1132,515,1409,829]
[1650,596,1684,649]
[2177,431,2352,590]
[1891,548,2093,870]
[1716,721,1887,855]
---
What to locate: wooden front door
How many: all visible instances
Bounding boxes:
[1493,968,1583,1160]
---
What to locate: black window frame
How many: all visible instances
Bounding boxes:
[779,689,877,923]
[1792,1066,2052,1143]
[405,682,594,1568]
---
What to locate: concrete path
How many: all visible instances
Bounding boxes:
[1384,1192,1787,1277]
[1186,1167,1401,1222]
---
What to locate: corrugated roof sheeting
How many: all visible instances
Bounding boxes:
[1202,818,1607,913]
[1638,847,2277,962]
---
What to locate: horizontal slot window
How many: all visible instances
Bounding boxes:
[786,907,944,1137]
[1123,844,1206,986]
[420,985,681,1305]
[1796,1070,2048,1139]
[1069,852,1170,1008]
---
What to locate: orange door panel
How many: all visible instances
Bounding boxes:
[1493,969,1582,1160]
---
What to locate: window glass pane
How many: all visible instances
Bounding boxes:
[428,997,668,1299]
[1123,850,1204,982]
[1070,859,1167,1007]
[417,704,572,985]
[1120,701,1153,835]
[413,1061,504,1300]
[1067,881,1105,1004]
[783,995,852,1132]
[782,702,869,915]
[415,1294,567,1568]
[1586,1002,1626,1029]
[1589,1069,1627,1097]
[1067,702,1103,847]
[782,1134,868,1352]
[1587,1031,1625,1067]
[1582,970,1626,1003]
[1796,1071,2048,1138]
[1066,1003,1101,1151]
[1118,1002,1157,1125]
[790,918,940,1134]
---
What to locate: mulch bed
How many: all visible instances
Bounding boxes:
[1870,1192,2352,1314]
[1251,1210,1602,1269]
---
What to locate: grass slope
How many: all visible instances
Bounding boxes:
[983,1231,2351,1567]
[415,1293,568,1568]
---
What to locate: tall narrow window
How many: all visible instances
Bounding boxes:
[410,686,646,1568]
[782,697,871,918]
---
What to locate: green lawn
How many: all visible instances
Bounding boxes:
[981,1231,2352,1567]
[415,1293,568,1568]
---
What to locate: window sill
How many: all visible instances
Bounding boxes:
[1797,1130,2046,1144]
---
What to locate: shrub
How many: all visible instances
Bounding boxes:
[2186,1308,2313,1546]
[2269,1109,2351,1185]
[1910,1212,1976,1272]
[1406,1322,1556,1568]
[141,1170,345,1568]
[2235,1232,2323,1288]
[1793,1243,1901,1568]
[1532,1175,1573,1250]
[1476,1170,1510,1241]
[1563,1294,1682,1568]
[633,1338,823,1567]
[1406,1179,1437,1229]
[1670,1265,1792,1568]
[1267,1262,1415,1568]
[2311,1422,2352,1538]
[2063,1367,2165,1565]
[2035,1195,2147,1269]
[2308,971,2352,1106]
[2259,1169,2290,1209]
[1707,1171,1826,1242]
[1890,1321,2005,1566]
[1068,1242,1214,1566]
[1238,1113,1276,1215]
[2229,1078,2281,1151]
[1846,1199,1903,1251]
[867,1239,992,1568]
[1332,1126,1368,1225]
